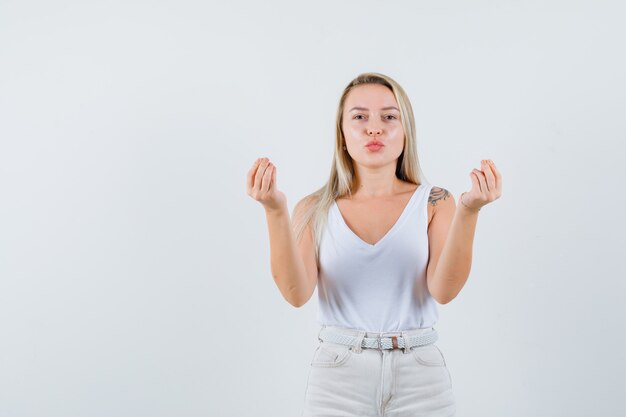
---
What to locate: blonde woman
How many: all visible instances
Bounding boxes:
[246,72,502,416]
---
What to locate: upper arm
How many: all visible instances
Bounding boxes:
[291,196,319,305]
[426,187,456,302]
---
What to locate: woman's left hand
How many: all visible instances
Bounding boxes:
[460,159,503,212]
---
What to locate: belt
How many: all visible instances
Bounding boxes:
[319,327,438,350]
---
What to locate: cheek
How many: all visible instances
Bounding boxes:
[343,125,360,140]
[391,125,405,139]
[388,123,401,133]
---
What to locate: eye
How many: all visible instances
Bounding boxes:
[385,114,398,120]
[353,114,366,120]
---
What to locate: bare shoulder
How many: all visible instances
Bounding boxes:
[291,193,323,236]
[292,193,320,220]
[428,186,454,206]
[427,186,456,224]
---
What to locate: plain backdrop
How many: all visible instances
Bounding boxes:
[1,1,625,416]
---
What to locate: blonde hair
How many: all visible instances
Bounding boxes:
[293,72,426,265]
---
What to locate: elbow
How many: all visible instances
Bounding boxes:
[428,282,449,305]
[291,300,305,308]
[428,274,461,305]
[273,271,315,308]
[437,289,461,304]
[436,295,453,305]
[286,288,312,308]
[289,297,307,308]
[430,288,454,305]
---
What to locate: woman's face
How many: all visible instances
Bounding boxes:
[341,83,405,169]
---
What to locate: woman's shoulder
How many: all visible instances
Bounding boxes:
[426,184,456,224]
[297,190,323,207]
[292,191,323,218]
[427,185,453,206]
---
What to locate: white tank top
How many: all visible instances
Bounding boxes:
[316,182,438,332]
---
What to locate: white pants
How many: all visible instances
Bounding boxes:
[301,325,456,417]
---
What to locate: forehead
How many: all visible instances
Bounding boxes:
[344,84,398,110]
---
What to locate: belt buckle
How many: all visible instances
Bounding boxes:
[390,335,400,350]
[378,335,400,350]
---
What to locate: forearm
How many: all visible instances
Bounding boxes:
[264,206,310,307]
[430,204,479,304]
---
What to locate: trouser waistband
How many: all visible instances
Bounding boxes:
[318,325,438,354]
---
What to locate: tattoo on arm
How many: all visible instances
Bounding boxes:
[428,187,451,207]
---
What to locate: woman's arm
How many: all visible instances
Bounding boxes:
[265,201,317,308]
[426,198,479,304]
[247,157,316,308]
[426,159,502,304]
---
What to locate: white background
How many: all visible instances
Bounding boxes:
[1,1,625,416]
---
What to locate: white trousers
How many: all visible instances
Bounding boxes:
[301,325,456,417]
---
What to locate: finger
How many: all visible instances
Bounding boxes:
[488,159,501,178]
[247,158,262,190]
[260,163,273,192]
[271,162,277,189]
[266,163,275,192]
[254,158,270,189]
[481,160,496,192]
[469,170,480,194]
[488,160,502,191]
[472,168,487,194]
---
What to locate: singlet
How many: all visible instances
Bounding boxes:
[316,182,438,333]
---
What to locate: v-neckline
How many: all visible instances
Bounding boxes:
[332,184,425,249]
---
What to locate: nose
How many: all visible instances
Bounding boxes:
[367,125,382,136]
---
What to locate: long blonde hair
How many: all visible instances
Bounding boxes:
[293,72,426,265]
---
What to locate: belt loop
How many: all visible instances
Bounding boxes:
[317,325,326,343]
[352,330,366,353]
[401,330,411,354]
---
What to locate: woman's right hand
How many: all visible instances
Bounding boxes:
[246,157,286,212]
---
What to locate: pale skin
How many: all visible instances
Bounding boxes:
[246,83,503,306]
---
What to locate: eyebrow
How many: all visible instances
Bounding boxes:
[348,106,400,112]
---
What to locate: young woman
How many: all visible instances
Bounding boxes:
[246,72,502,416]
